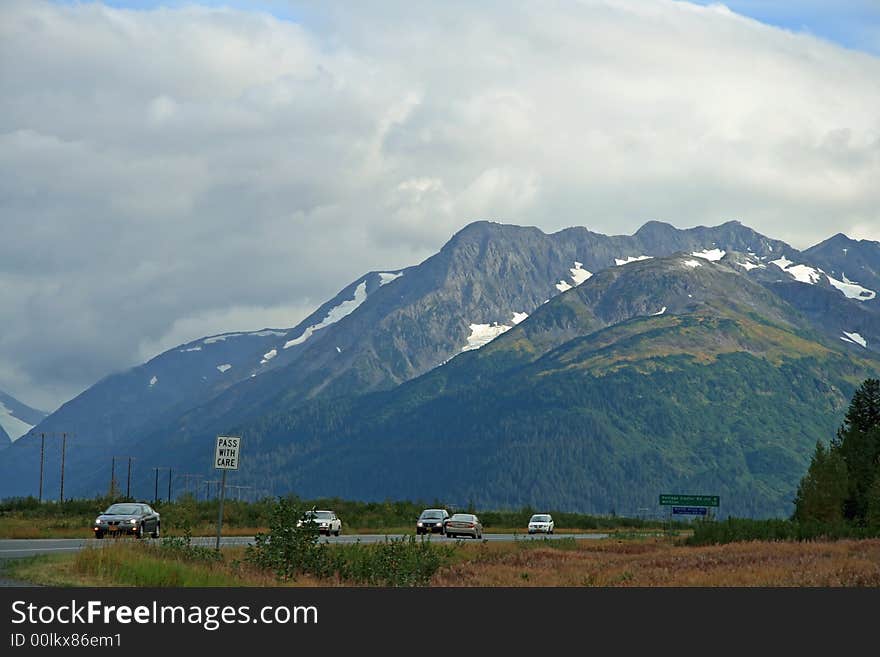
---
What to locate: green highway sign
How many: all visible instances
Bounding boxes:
[659,494,719,507]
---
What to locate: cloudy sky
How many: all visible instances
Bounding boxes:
[2,0,879,411]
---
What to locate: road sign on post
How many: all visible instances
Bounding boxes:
[214,436,241,470]
[672,506,708,516]
[659,494,719,507]
[214,435,242,550]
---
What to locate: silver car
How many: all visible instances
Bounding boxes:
[445,513,483,539]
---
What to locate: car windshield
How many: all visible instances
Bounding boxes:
[313,511,333,519]
[531,515,551,522]
[450,514,474,521]
[104,504,140,515]
[420,511,443,519]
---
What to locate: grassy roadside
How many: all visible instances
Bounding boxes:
[2,546,280,587]
[4,535,879,587]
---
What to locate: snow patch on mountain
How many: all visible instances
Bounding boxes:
[556,261,592,292]
[682,259,702,269]
[462,323,510,351]
[204,330,285,345]
[735,260,765,271]
[841,332,867,348]
[204,333,245,345]
[461,312,527,352]
[284,281,369,349]
[787,265,823,285]
[0,402,34,442]
[570,262,592,285]
[827,274,876,301]
[770,255,794,270]
[379,272,403,286]
[181,346,202,352]
[217,364,232,373]
[651,307,667,316]
[260,349,277,365]
[615,255,653,266]
[149,376,158,387]
[691,248,726,261]
[770,256,823,285]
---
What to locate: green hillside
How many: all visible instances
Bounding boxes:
[230,261,880,517]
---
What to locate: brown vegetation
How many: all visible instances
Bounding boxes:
[433,537,880,586]
[6,536,880,587]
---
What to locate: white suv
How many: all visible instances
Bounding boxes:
[527,513,554,534]
[297,509,342,536]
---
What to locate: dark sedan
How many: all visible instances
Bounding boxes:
[93,503,160,539]
[416,508,450,535]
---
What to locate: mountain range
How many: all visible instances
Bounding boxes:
[2,219,879,517]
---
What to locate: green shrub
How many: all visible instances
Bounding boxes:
[335,536,455,586]
[245,499,329,581]
[159,524,222,563]
[245,498,455,585]
[686,517,880,546]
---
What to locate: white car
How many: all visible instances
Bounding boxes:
[296,509,342,536]
[527,513,554,534]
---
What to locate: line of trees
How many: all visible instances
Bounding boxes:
[794,378,880,526]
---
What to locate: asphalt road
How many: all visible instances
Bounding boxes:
[0,532,608,559]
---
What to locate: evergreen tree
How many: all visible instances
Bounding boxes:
[865,463,880,528]
[833,379,880,440]
[793,441,848,523]
[832,380,880,522]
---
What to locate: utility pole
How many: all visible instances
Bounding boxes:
[204,479,220,500]
[186,474,203,500]
[38,432,45,503]
[111,456,134,498]
[59,432,67,503]
[152,467,172,504]
[215,469,227,550]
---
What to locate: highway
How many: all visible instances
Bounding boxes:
[0,532,608,559]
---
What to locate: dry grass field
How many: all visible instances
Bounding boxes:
[4,535,880,587]
[435,537,880,586]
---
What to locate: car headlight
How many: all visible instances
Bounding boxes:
[130,519,138,524]
[435,522,442,527]
[95,518,102,524]
[417,522,423,526]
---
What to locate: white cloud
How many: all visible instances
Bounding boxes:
[1,0,879,407]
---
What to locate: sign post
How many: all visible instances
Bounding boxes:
[659,494,719,507]
[659,494,719,526]
[214,435,241,550]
